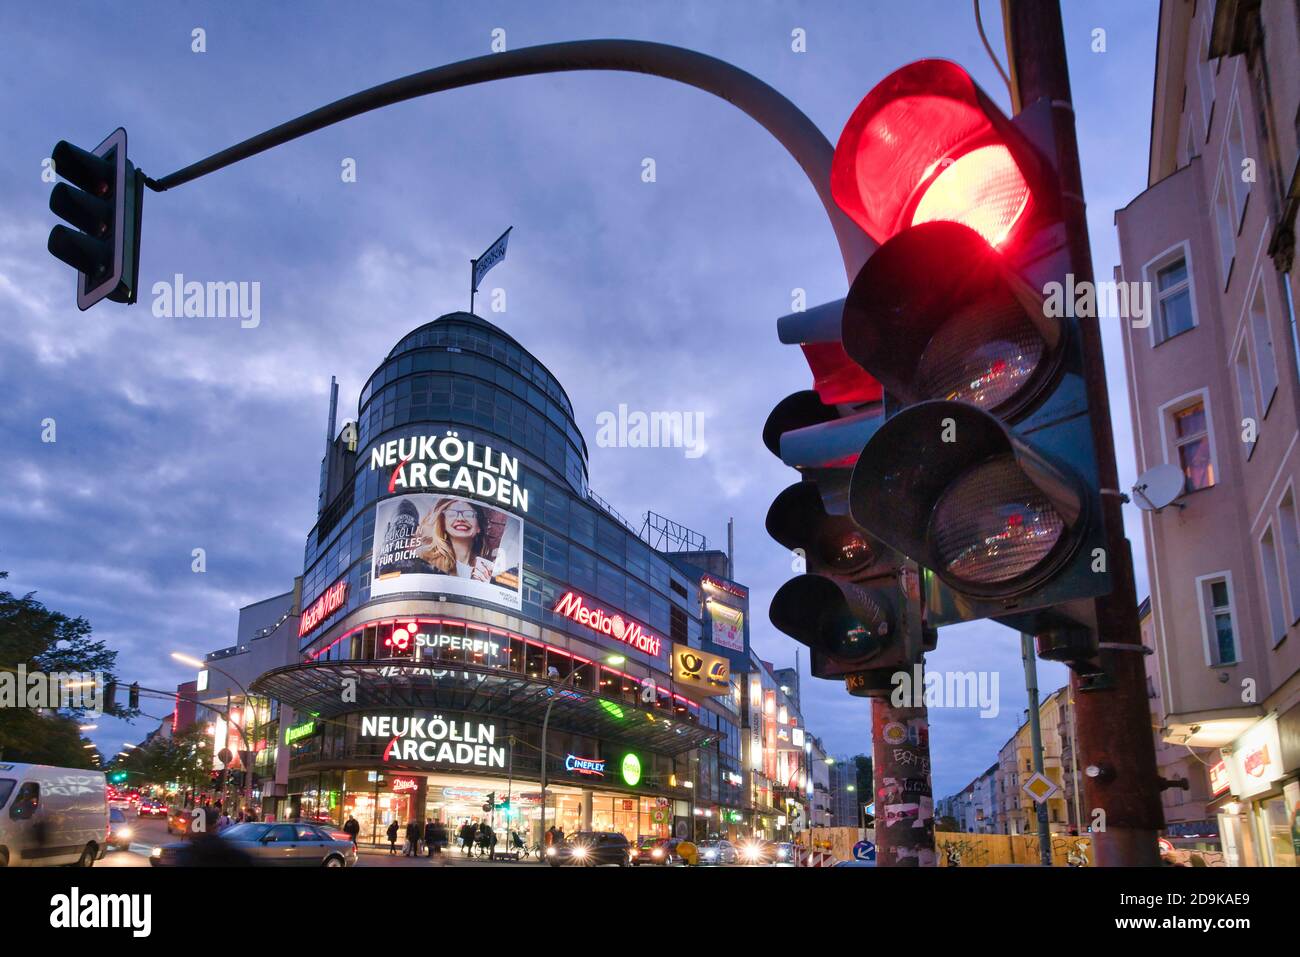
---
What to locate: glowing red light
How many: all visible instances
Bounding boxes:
[911,144,1030,247]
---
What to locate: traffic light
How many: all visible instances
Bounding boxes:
[103,678,117,712]
[482,791,496,813]
[128,682,140,710]
[110,771,128,784]
[826,60,1111,650]
[47,128,145,310]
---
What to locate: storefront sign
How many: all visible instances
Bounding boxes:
[553,592,662,657]
[671,642,730,696]
[1226,716,1284,799]
[620,752,642,787]
[299,579,349,637]
[564,754,606,777]
[415,631,503,658]
[701,574,747,599]
[370,433,529,512]
[1208,760,1230,797]
[391,777,419,793]
[284,720,317,745]
[361,713,506,769]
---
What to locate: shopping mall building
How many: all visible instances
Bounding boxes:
[210,311,797,846]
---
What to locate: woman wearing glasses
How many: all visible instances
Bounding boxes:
[414,497,496,581]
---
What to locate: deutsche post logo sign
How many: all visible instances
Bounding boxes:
[672,642,730,696]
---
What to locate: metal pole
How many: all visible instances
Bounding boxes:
[538,669,579,849]
[470,260,477,315]
[1021,633,1053,866]
[1001,0,1163,867]
[871,696,935,866]
[1068,686,1084,833]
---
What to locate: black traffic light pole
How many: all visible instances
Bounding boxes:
[1001,0,1163,866]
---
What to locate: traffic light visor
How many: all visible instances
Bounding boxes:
[831,60,1045,247]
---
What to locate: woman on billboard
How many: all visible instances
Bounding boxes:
[415,498,499,582]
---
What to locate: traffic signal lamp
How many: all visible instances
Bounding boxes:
[128,682,140,710]
[47,128,144,310]
[825,59,1111,643]
[103,678,117,711]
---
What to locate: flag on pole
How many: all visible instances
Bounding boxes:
[471,227,512,293]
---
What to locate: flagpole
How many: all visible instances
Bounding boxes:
[469,259,477,315]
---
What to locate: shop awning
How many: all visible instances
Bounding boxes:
[251,660,718,756]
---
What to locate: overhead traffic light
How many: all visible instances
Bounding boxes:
[47,128,145,310]
[128,682,140,710]
[828,59,1110,651]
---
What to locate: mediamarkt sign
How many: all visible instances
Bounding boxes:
[370,432,529,512]
[299,579,348,637]
[361,713,506,768]
[553,592,662,658]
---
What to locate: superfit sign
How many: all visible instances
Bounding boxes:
[552,592,663,658]
[370,432,529,512]
[299,579,349,637]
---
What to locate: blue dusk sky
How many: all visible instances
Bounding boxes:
[0,1,1157,798]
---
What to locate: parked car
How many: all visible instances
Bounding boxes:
[138,799,168,818]
[0,763,109,867]
[631,837,686,866]
[150,822,357,867]
[545,831,632,867]
[108,806,134,850]
[697,839,738,865]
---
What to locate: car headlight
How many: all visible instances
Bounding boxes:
[120,828,133,840]
[651,848,664,858]
[545,846,557,857]
[572,847,587,858]
[150,847,162,859]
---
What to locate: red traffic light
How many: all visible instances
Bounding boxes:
[830,60,1049,248]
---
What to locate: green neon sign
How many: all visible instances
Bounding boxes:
[284,720,317,744]
[621,752,642,787]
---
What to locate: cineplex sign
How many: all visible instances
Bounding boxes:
[370,432,529,512]
[361,713,506,768]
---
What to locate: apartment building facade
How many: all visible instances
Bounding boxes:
[1115,0,1300,867]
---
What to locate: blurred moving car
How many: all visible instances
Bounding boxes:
[545,831,631,867]
[0,763,109,867]
[166,806,191,836]
[631,837,687,866]
[150,822,357,867]
[768,841,795,865]
[138,799,168,818]
[697,839,738,865]
[108,806,134,850]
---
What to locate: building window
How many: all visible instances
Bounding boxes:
[1279,487,1300,626]
[1226,105,1251,225]
[1198,20,1215,137]
[1233,337,1259,458]
[1199,576,1238,666]
[1213,173,1236,286]
[1249,281,1279,412]
[1170,399,1215,492]
[1259,525,1288,646]
[1154,256,1195,341]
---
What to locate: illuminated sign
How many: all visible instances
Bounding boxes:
[565,755,607,778]
[370,432,529,512]
[415,632,502,657]
[361,713,506,768]
[620,752,642,787]
[1208,760,1230,796]
[391,777,419,794]
[284,720,317,745]
[701,574,747,599]
[553,592,662,657]
[299,578,349,637]
[671,642,730,696]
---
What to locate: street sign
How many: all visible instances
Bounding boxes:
[217,747,233,767]
[1021,771,1059,804]
[651,808,668,825]
[853,840,876,861]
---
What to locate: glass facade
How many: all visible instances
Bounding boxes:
[285,313,745,831]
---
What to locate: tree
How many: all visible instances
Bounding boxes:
[110,722,212,795]
[0,571,135,763]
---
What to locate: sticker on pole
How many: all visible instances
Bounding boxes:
[1021,771,1059,804]
[853,840,876,861]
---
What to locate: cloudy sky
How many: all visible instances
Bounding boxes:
[0,0,1157,798]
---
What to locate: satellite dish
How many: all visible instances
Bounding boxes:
[1132,463,1185,511]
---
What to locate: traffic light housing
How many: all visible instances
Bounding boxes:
[128,682,140,710]
[826,60,1111,649]
[47,128,144,310]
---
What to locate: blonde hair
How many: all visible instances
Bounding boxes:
[416,499,486,573]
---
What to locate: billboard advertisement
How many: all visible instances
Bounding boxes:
[709,601,745,653]
[370,493,523,609]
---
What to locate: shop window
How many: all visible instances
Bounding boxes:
[525,642,546,679]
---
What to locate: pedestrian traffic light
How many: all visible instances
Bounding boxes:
[47,128,145,310]
[128,682,140,710]
[829,59,1110,643]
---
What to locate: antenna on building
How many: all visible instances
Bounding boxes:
[1132,463,1185,512]
[727,517,735,579]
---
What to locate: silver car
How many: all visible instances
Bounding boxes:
[151,822,358,867]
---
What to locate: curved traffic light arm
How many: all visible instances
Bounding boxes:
[142,38,873,279]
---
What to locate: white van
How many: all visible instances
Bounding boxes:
[0,763,109,867]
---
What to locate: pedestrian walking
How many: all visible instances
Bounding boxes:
[431,820,449,865]
[344,814,361,847]
[405,819,421,857]
[424,819,437,859]
[386,819,400,855]
[460,819,475,856]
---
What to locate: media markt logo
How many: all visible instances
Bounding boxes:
[620,752,642,787]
